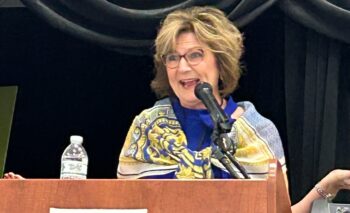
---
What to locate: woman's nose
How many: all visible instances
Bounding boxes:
[177,57,191,72]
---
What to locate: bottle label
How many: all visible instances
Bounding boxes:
[60,160,87,179]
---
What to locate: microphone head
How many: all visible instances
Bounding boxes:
[194,82,213,99]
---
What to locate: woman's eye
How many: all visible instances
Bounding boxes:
[167,54,179,61]
[188,51,203,59]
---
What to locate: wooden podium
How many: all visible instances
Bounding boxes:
[0,160,291,213]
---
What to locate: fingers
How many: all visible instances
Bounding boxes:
[318,169,350,195]
[3,172,15,179]
[3,172,25,179]
[333,169,350,189]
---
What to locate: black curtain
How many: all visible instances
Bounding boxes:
[19,0,278,54]
[280,0,350,203]
[279,0,350,44]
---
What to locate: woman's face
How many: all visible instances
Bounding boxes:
[166,32,221,109]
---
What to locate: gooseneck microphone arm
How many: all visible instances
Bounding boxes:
[195,82,250,179]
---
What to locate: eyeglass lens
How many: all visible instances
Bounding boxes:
[163,49,204,68]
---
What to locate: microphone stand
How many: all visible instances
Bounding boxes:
[211,121,250,179]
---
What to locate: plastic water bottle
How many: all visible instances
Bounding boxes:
[60,135,88,179]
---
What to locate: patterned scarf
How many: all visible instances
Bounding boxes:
[118,98,286,179]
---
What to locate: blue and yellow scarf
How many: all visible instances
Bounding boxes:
[117,97,286,179]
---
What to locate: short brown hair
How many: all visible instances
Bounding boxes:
[151,6,244,98]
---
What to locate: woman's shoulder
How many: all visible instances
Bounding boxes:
[133,97,175,122]
[154,97,171,106]
[236,101,271,123]
[234,101,279,136]
[135,97,171,113]
[233,101,286,170]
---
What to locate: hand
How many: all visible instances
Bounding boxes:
[3,172,25,179]
[317,169,350,196]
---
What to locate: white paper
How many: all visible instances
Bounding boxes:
[50,208,147,213]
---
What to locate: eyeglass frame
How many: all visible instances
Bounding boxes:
[161,48,205,69]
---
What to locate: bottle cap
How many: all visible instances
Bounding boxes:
[70,135,83,144]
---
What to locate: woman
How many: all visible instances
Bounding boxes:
[116,6,350,213]
[118,6,285,180]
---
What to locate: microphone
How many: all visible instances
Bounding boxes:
[195,82,250,179]
[194,82,231,131]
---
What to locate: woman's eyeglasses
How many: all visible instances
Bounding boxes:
[162,48,204,68]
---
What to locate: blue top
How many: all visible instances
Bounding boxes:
[150,96,238,178]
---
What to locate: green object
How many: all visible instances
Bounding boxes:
[0,86,18,177]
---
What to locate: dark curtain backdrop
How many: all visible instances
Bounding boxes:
[1,0,350,204]
[279,0,350,44]
[20,0,278,54]
[284,19,350,202]
[0,8,154,178]
[279,0,350,203]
